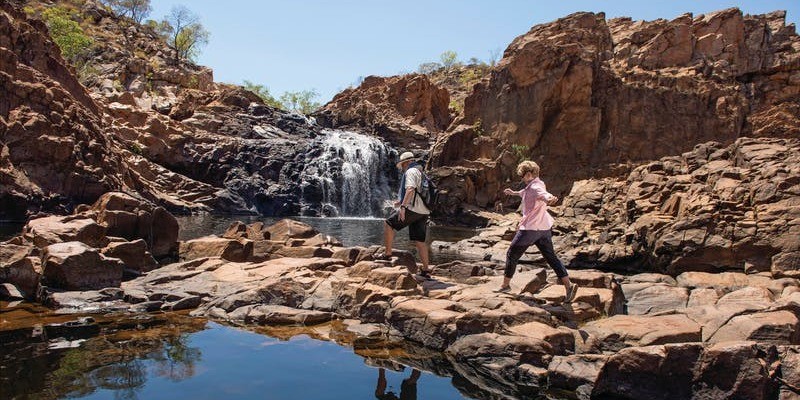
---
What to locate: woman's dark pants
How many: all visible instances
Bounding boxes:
[504,229,568,278]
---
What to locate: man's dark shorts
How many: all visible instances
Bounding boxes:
[386,209,428,242]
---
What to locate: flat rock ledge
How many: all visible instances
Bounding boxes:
[4,218,798,399]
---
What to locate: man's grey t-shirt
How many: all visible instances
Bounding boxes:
[404,167,431,215]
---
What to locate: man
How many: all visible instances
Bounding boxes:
[378,151,432,278]
[374,368,420,400]
[499,160,578,302]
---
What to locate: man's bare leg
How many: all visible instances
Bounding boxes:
[383,222,395,256]
[413,241,430,272]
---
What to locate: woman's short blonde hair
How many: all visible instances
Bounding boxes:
[516,161,540,178]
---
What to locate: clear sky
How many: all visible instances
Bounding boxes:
[148,0,799,104]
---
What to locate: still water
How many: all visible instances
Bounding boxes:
[0,311,470,400]
[176,215,476,263]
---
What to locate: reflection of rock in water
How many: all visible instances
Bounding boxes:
[238,320,538,400]
[0,311,205,400]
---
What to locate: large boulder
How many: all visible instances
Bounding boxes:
[591,343,705,400]
[101,239,158,273]
[42,241,123,290]
[0,243,40,297]
[23,216,107,248]
[91,192,178,259]
[592,342,790,400]
[179,237,253,262]
[580,314,702,352]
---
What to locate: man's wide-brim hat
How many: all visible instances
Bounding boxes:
[397,151,415,167]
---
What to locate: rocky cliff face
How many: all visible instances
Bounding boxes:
[315,74,451,150]
[317,9,799,213]
[427,9,799,207]
[1,1,395,219]
[436,136,800,278]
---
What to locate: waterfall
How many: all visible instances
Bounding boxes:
[299,129,397,217]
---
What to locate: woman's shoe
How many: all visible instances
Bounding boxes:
[565,284,579,302]
[495,286,512,293]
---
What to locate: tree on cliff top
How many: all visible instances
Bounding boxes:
[103,0,152,24]
[279,90,321,115]
[242,80,283,109]
[440,50,459,70]
[41,6,93,63]
[155,6,209,65]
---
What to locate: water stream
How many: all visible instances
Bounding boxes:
[299,129,397,217]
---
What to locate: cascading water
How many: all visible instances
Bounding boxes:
[299,129,397,217]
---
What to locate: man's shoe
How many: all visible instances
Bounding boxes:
[417,270,432,279]
[565,284,579,302]
[373,252,392,261]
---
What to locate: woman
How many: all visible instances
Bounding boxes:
[498,160,578,302]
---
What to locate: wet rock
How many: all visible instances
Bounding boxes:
[130,301,164,312]
[227,304,333,325]
[164,295,202,311]
[0,283,25,300]
[42,242,123,291]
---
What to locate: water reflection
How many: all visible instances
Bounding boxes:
[0,311,206,400]
[0,307,577,400]
[376,368,421,400]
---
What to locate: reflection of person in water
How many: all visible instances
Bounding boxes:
[375,367,421,400]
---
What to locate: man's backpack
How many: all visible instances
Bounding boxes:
[413,166,438,210]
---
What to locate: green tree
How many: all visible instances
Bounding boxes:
[511,144,530,161]
[41,7,93,63]
[242,80,282,109]
[440,50,459,70]
[103,0,152,24]
[156,6,209,64]
[279,89,321,115]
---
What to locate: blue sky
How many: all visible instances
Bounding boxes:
[148,1,799,104]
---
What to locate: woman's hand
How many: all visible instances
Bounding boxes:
[503,188,516,196]
[547,196,559,206]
